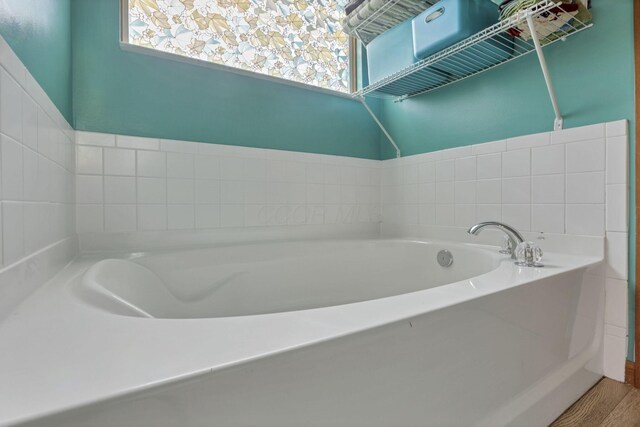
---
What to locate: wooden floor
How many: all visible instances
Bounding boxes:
[551,378,640,426]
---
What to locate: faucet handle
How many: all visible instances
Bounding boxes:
[514,241,544,267]
[499,235,514,255]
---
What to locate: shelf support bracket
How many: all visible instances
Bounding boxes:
[359,97,401,158]
[526,13,564,131]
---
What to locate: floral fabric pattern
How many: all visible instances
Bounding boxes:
[129,0,351,92]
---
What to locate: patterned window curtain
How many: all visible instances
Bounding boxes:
[128,0,351,93]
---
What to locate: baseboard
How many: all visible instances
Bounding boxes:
[625,360,635,386]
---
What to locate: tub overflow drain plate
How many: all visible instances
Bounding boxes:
[437,250,453,267]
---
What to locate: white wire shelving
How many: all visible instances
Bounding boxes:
[354,1,592,102]
[352,1,593,157]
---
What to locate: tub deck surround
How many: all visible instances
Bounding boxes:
[0,238,602,426]
[0,237,78,322]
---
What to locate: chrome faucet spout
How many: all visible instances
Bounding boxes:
[467,221,525,259]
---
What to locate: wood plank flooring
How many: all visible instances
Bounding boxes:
[551,378,640,426]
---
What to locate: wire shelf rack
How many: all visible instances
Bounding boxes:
[354,0,593,102]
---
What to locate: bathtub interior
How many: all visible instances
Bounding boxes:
[74,240,501,319]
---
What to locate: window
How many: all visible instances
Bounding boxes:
[124,0,354,93]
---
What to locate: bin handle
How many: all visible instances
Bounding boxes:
[425,7,445,23]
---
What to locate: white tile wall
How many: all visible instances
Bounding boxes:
[380,120,629,381]
[76,132,381,233]
[0,39,75,265]
[0,37,77,319]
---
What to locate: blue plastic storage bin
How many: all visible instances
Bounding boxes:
[412,0,501,59]
[367,18,448,90]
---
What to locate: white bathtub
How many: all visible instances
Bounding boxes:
[0,238,604,426]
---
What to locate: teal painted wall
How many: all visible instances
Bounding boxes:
[70,0,381,160]
[377,1,633,158]
[376,0,636,358]
[0,0,73,123]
